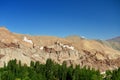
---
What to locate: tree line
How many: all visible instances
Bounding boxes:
[0,59,120,80]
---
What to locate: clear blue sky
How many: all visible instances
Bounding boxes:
[0,0,120,40]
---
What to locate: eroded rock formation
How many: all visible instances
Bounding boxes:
[0,27,120,72]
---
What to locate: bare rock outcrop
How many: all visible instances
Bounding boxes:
[0,27,120,72]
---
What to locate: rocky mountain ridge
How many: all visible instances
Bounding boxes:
[107,36,120,42]
[0,27,120,72]
[106,37,120,51]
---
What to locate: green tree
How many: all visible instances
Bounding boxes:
[45,59,54,80]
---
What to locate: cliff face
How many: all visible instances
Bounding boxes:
[0,27,120,72]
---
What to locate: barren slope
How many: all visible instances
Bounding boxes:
[0,27,120,72]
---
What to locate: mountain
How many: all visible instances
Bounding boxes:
[0,27,120,72]
[107,36,120,42]
[106,36,120,51]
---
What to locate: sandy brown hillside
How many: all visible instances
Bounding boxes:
[0,27,120,72]
[66,36,120,59]
[0,27,20,43]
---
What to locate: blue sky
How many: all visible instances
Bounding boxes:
[0,0,120,40]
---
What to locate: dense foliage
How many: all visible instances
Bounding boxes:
[0,59,120,80]
[104,68,120,80]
